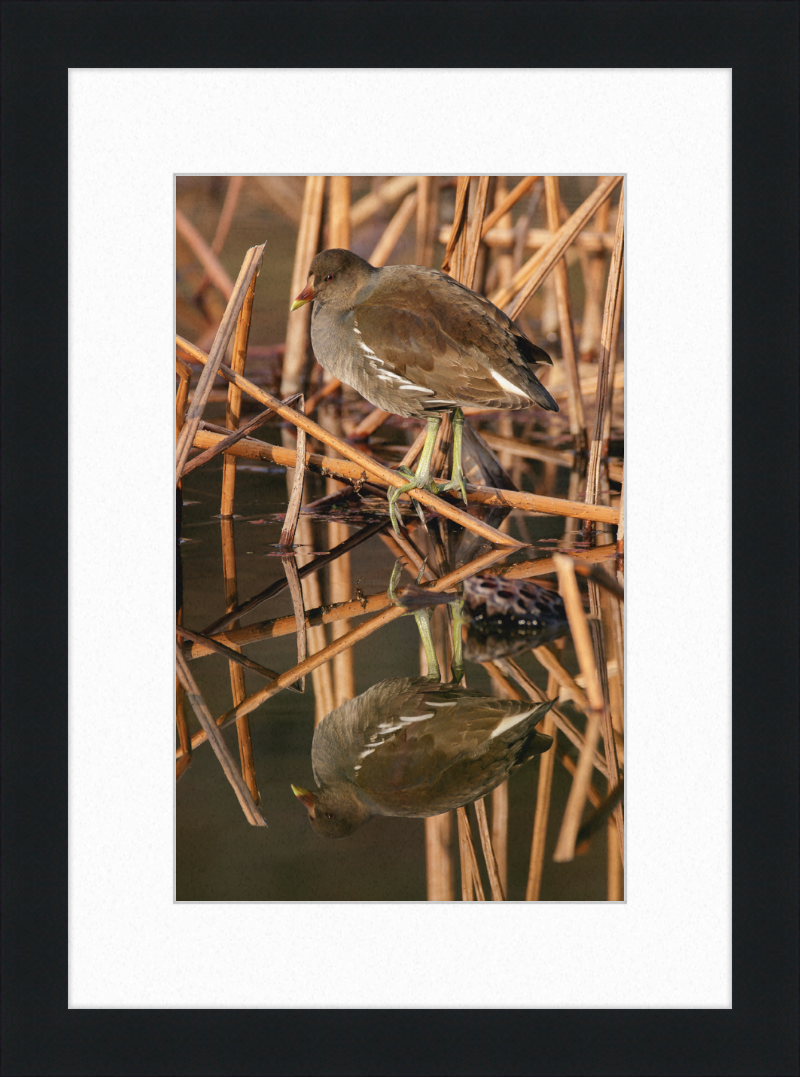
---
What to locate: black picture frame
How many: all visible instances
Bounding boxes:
[2,2,797,1075]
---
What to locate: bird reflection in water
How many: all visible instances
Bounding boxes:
[292,574,555,839]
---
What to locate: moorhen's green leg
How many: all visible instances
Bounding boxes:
[413,608,441,682]
[387,414,441,533]
[450,598,466,685]
[435,408,468,506]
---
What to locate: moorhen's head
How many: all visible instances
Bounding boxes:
[291,248,377,313]
[291,782,374,840]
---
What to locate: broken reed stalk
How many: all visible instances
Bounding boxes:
[585,183,625,507]
[182,405,280,477]
[350,175,418,230]
[281,552,307,692]
[440,175,471,275]
[175,668,191,779]
[425,814,455,901]
[525,681,557,900]
[602,256,624,445]
[349,406,393,440]
[218,517,259,802]
[182,543,618,662]
[489,176,623,318]
[474,797,505,900]
[479,176,540,239]
[369,191,418,266]
[221,263,259,516]
[187,423,619,524]
[321,174,355,715]
[488,658,608,779]
[588,578,624,864]
[280,396,307,547]
[202,519,388,637]
[175,645,265,826]
[177,339,524,546]
[490,783,509,897]
[462,176,491,289]
[176,208,235,300]
[195,175,245,297]
[177,624,302,690]
[457,806,485,901]
[552,554,607,862]
[544,175,587,451]
[580,177,611,358]
[281,176,325,397]
[176,359,192,435]
[305,376,342,415]
[175,244,265,482]
[181,546,511,752]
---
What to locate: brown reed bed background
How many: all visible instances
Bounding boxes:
[176,175,624,901]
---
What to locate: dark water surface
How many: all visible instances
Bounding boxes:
[177,410,620,901]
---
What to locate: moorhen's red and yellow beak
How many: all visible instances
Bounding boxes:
[291,784,316,813]
[290,283,316,311]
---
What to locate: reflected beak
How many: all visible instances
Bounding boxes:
[290,283,316,311]
[291,784,316,812]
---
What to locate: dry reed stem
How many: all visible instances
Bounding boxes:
[479,176,539,239]
[368,191,418,266]
[280,396,307,548]
[532,645,591,714]
[585,184,625,507]
[350,176,418,229]
[220,517,259,802]
[174,244,265,481]
[425,814,455,901]
[477,431,575,468]
[198,546,511,742]
[176,208,235,300]
[328,175,351,249]
[443,225,616,253]
[603,257,624,448]
[488,658,608,779]
[415,176,433,267]
[440,176,471,274]
[525,688,557,900]
[490,176,623,317]
[490,782,509,895]
[457,807,485,900]
[281,553,307,692]
[552,555,605,862]
[195,175,244,296]
[305,376,342,414]
[189,423,618,524]
[580,178,611,358]
[474,797,505,900]
[183,406,278,477]
[555,745,602,808]
[281,176,325,397]
[588,579,624,863]
[608,821,624,900]
[176,359,192,435]
[462,177,491,288]
[176,753,192,781]
[179,341,524,546]
[544,176,587,450]
[175,669,191,777]
[253,176,304,224]
[575,778,624,852]
[221,265,259,515]
[175,645,266,826]
[177,624,302,690]
[348,407,392,440]
[201,519,388,637]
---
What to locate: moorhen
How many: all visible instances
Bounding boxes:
[291,249,558,532]
[292,603,555,838]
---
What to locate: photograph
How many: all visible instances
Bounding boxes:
[175,174,624,901]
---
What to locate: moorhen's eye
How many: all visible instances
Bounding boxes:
[325,812,335,819]
[324,274,334,281]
